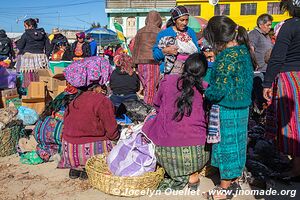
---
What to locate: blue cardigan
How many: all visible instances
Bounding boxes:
[152,26,199,62]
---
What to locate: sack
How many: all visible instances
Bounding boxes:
[17,106,39,125]
[107,124,156,176]
[0,38,10,55]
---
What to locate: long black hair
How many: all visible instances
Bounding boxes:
[203,16,257,69]
[24,18,38,29]
[173,53,208,121]
[280,0,300,17]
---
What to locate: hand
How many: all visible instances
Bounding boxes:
[162,45,178,56]
[263,88,273,101]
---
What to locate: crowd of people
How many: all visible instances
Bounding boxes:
[1,0,300,199]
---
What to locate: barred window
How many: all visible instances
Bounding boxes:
[184,5,201,16]
[268,2,283,15]
[241,3,257,15]
[214,4,230,16]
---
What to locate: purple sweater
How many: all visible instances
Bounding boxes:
[142,74,207,147]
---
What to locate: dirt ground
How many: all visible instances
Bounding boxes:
[0,154,299,200]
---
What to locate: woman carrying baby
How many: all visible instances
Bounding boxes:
[153,5,199,74]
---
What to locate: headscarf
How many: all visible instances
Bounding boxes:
[170,5,189,21]
[76,32,85,39]
[64,56,112,88]
[113,52,134,76]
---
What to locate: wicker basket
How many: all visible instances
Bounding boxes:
[86,154,165,197]
[0,120,23,157]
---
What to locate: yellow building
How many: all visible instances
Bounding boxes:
[176,0,290,30]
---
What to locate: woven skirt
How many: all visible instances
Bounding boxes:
[266,71,300,156]
[155,144,210,190]
[211,106,249,180]
[58,139,114,169]
[15,53,49,88]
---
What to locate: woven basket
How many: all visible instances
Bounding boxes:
[0,121,23,157]
[86,154,165,197]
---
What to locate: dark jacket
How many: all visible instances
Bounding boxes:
[110,69,140,95]
[17,28,51,57]
[71,41,91,58]
[0,30,15,58]
[132,11,162,64]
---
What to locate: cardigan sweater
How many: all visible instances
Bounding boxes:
[205,45,254,108]
[152,26,199,62]
[142,74,208,147]
[63,91,119,144]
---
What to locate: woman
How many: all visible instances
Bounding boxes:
[153,5,199,74]
[51,41,72,61]
[133,11,162,105]
[263,0,300,181]
[203,16,256,199]
[143,53,210,191]
[71,32,90,61]
[110,53,140,107]
[58,57,118,180]
[16,18,51,88]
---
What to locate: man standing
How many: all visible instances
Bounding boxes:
[248,14,273,111]
[86,34,97,56]
[132,11,162,105]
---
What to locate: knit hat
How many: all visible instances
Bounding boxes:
[170,5,189,21]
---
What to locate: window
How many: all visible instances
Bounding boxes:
[184,5,201,16]
[240,3,257,15]
[214,4,230,16]
[268,2,283,15]
[114,17,123,25]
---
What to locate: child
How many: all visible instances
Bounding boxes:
[109,53,140,107]
[143,53,210,191]
[203,16,256,199]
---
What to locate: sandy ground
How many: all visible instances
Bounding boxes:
[0,154,299,200]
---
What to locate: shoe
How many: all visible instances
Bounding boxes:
[229,182,241,195]
[203,185,234,200]
[79,169,88,180]
[69,169,81,179]
[188,180,200,191]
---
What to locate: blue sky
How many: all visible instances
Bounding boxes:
[0,0,107,33]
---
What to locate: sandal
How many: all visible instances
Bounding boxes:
[228,182,241,195]
[203,185,234,200]
[69,169,81,179]
[79,169,88,180]
[188,180,200,191]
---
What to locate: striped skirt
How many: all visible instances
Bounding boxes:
[266,71,300,156]
[211,106,249,180]
[137,64,160,106]
[58,139,114,169]
[15,53,49,88]
[155,145,210,190]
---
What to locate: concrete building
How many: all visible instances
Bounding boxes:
[105,0,176,40]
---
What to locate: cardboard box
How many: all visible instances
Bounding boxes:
[22,101,45,114]
[38,69,66,91]
[0,95,20,108]
[0,88,18,98]
[26,82,46,99]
